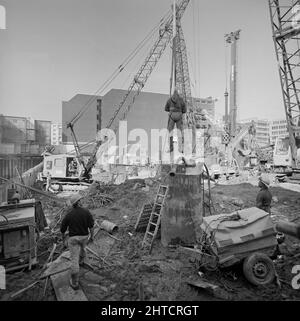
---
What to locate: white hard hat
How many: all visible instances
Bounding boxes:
[70,194,83,205]
[259,174,270,187]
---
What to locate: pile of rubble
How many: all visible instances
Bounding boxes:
[80,182,114,209]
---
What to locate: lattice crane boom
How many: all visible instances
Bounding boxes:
[268,0,300,168]
[173,21,195,129]
[107,0,191,133]
[82,0,191,177]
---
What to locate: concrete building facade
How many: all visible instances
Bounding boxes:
[62,89,217,150]
[51,123,62,146]
[239,118,270,147]
[239,118,295,147]
[256,119,270,146]
[35,120,51,146]
[0,115,51,155]
[269,119,289,144]
[62,94,102,145]
[194,96,216,120]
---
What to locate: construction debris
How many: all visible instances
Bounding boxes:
[10,281,40,299]
[50,269,88,301]
[1,169,300,302]
[2,0,300,306]
[187,278,234,300]
[80,182,114,209]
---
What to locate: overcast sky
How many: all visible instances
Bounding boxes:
[0,0,285,123]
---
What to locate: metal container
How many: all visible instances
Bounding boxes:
[100,220,118,234]
[161,164,203,247]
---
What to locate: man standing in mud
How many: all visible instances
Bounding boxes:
[256,174,272,214]
[60,194,95,290]
[165,89,187,153]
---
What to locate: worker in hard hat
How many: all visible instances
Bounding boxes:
[60,194,95,290]
[165,89,187,153]
[68,158,78,177]
[256,174,272,214]
[46,173,52,191]
[10,190,20,204]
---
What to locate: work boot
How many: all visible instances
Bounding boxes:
[79,257,87,267]
[70,273,79,290]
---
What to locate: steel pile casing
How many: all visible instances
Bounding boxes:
[161,164,203,247]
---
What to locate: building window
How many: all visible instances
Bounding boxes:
[46,161,52,170]
[54,159,63,167]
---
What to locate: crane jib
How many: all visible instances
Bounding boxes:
[69,0,192,179]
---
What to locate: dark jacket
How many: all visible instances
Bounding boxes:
[165,92,187,114]
[60,206,94,237]
[256,188,272,214]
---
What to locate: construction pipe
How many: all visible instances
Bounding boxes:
[100,220,118,234]
[276,221,300,240]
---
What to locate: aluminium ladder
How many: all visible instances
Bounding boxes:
[142,185,169,253]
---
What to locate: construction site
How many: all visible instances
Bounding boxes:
[1,0,300,304]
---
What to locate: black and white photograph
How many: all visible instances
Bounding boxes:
[0,0,300,314]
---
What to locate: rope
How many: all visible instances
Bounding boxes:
[192,0,200,97]
[65,8,175,158]
[196,0,201,97]
[68,8,172,127]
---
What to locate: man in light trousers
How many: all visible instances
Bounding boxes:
[60,194,94,290]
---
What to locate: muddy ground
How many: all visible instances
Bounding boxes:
[1,179,300,301]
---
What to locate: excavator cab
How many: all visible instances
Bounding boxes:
[42,154,83,180]
[66,157,79,177]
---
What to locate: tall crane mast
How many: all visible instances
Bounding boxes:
[221,30,241,170]
[225,30,241,138]
[268,0,300,168]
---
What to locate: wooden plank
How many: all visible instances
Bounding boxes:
[42,252,71,278]
[45,250,88,301]
[5,263,31,273]
[0,199,36,210]
[187,279,233,300]
[10,281,40,299]
[15,166,31,199]
[0,176,66,203]
[50,270,88,301]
